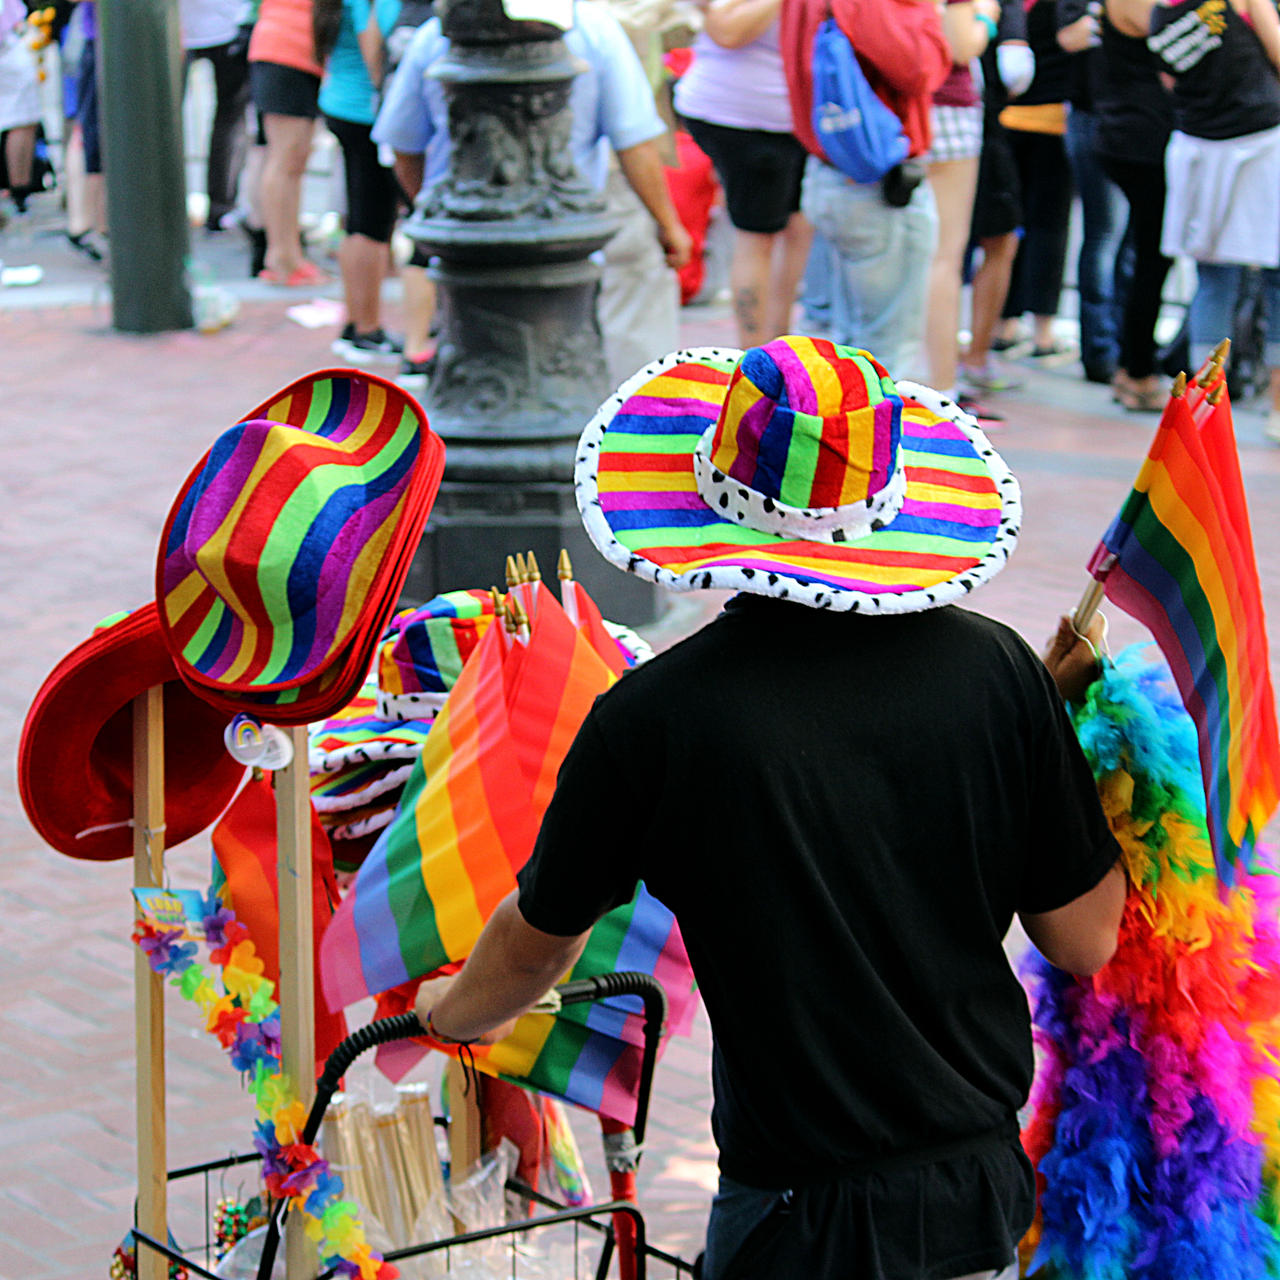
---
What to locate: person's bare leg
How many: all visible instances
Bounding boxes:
[730,228,776,349]
[88,172,106,234]
[338,232,386,332]
[242,138,267,229]
[764,211,814,342]
[1032,313,1056,350]
[260,112,315,277]
[65,125,89,235]
[963,231,1018,375]
[4,124,36,198]
[925,157,979,391]
[401,264,436,358]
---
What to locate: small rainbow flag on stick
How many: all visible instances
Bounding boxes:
[1084,362,1280,880]
[320,580,696,1122]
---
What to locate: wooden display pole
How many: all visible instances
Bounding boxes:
[445,1058,484,1178]
[275,724,316,1279]
[133,687,167,1280]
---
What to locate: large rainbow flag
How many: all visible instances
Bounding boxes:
[1086,376,1280,879]
[320,585,697,1123]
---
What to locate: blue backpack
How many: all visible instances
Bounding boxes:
[810,16,910,184]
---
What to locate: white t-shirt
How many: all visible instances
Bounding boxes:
[180,0,249,50]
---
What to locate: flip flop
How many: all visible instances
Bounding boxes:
[258,262,331,287]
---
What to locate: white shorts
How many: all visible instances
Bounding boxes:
[0,29,40,133]
[926,103,983,165]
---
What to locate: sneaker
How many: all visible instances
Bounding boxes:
[958,363,1022,394]
[66,230,106,263]
[396,351,437,388]
[332,325,404,364]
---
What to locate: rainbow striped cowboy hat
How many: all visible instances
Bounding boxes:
[156,370,445,724]
[575,336,1021,613]
[376,588,496,721]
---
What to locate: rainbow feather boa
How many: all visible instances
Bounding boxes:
[1022,645,1280,1278]
[132,893,398,1279]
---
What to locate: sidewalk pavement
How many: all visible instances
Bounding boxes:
[1,210,1278,1279]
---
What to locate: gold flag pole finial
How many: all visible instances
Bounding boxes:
[504,556,520,589]
[1172,371,1188,398]
[515,551,530,583]
[526,550,542,582]
[510,597,530,638]
[558,549,574,581]
[489,586,505,614]
[1208,380,1227,406]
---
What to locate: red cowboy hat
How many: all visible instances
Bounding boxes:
[18,603,245,861]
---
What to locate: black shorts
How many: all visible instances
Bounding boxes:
[970,118,1021,241]
[682,117,806,234]
[324,114,401,241]
[250,60,320,119]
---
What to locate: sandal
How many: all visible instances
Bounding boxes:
[1112,372,1165,413]
[258,261,330,287]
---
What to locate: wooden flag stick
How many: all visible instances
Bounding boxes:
[274,724,315,1280]
[132,686,167,1280]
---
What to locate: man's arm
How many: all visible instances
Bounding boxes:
[415,891,592,1043]
[393,151,425,202]
[615,138,693,269]
[1019,862,1126,975]
[1025,608,1124,975]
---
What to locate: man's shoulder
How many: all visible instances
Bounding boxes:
[401,13,445,64]
[590,613,724,720]
[566,0,631,56]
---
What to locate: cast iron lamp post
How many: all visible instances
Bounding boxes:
[401,0,659,622]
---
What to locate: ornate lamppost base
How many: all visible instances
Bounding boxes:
[404,480,662,624]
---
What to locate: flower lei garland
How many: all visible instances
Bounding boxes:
[131,890,398,1280]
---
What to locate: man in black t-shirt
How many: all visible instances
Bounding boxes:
[415,338,1125,1280]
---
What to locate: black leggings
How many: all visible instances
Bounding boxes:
[1001,128,1072,320]
[324,114,400,242]
[184,37,252,226]
[1101,154,1173,380]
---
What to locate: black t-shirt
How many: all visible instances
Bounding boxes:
[518,598,1118,1265]
[1017,0,1076,105]
[1149,0,1280,139]
[1056,0,1103,110]
[1096,14,1174,162]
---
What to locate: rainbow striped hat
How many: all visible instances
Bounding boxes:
[376,588,496,721]
[156,370,445,723]
[575,337,1021,613]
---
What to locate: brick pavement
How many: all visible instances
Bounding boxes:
[2,258,1279,1280]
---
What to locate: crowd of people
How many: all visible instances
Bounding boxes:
[2,0,1280,441]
